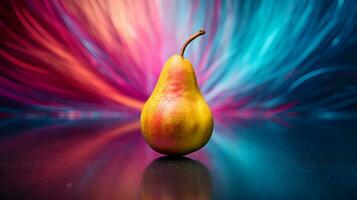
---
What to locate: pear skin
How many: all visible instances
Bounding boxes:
[141,29,213,155]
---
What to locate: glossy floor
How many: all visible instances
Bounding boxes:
[0,117,356,199]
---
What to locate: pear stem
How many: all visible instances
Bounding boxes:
[180,29,205,58]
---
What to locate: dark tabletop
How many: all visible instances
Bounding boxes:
[0,117,356,200]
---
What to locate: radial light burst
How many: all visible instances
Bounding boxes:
[0,0,357,119]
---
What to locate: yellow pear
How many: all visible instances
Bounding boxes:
[140,29,213,155]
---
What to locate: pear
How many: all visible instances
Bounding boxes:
[141,29,213,155]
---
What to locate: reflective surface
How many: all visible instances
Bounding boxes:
[142,157,212,200]
[0,118,357,199]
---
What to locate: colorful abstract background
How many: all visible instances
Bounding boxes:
[1,0,357,199]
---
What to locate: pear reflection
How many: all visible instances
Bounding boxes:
[141,156,212,200]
